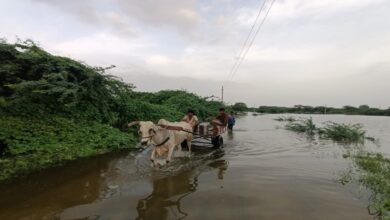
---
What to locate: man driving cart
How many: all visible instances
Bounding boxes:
[211,108,228,135]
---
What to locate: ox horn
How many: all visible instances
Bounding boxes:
[127,121,140,127]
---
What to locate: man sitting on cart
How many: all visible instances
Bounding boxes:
[182,109,199,131]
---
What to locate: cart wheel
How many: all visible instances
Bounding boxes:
[219,136,224,146]
[212,136,223,148]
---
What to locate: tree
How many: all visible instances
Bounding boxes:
[232,102,248,112]
[359,105,370,110]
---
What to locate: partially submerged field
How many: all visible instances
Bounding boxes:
[1,114,389,220]
[276,115,390,218]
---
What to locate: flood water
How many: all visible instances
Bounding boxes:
[1,114,390,220]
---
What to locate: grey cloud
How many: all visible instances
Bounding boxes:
[103,12,137,37]
[32,0,200,37]
[114,0,200,31]
[34,0,100,23]
[33,0,137,37]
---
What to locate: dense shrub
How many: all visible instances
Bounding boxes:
[0,116,135,181]
[134,90,222,121]
[318,122,366,143]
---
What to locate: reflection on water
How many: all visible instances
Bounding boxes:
[0,153,111,220]
[227,130,234,141]
[135,171,196,220]
[1,114,389,219]
[135,150,227,220]
[56,149,227,220]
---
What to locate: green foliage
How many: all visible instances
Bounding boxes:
[285,117,316,135]
[114,99,182,128]
[318,122,366,144]
[133,90,223,121]
[0,115,135,181]
[282,118,371,143]
[232,102,248,112]
[0,40,135,124]
[350,153,390,218]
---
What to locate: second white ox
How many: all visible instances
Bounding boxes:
[128,119,193,166]
[158,119,193,154]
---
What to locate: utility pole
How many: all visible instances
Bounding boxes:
[221,85,224,102]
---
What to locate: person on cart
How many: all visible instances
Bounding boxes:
[211,108,228,135]
[182,109,199,131]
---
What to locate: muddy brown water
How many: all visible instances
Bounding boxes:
[1,114,390,220]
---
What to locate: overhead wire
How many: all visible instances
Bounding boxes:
[229,0,276,80]
[227,0,268,79]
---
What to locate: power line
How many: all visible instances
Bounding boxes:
[230,0,276,80]
[227,0,267,79]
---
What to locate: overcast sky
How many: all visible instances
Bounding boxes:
[1,0,390,108]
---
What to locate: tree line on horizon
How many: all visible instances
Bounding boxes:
[231,102,390,116]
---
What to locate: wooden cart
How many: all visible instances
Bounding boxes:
[190,122,225,148]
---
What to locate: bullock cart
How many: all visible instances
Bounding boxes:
[159,121,225,148]
[158,122,226,148]
[191,122,225,148]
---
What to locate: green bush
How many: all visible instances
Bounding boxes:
[0,40,134,125]
[0,115,135,181]
[285,117,316,135]
[282,118,371,144]
[318,122,366,143]
[134,90,223,121]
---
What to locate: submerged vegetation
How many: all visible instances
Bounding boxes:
[318,122,366,144]
[274,116,297,122]
[0,40,223,181]
[342,152,390,218]
[277,117,389,218]
[280,117,370,144]
[285,117,316,136]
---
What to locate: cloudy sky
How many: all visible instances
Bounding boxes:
[1,0,390,107]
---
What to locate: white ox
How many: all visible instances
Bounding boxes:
[128,120,193,166]
[157,119,193,154]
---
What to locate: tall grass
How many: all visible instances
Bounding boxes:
[282,118,371,144]
[318,122,366,144]
[285,117,316,136]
